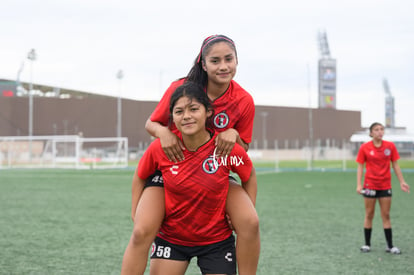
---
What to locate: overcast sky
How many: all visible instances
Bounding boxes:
[2,0,413,132]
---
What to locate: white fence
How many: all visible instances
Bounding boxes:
[248,138,413,171]
[250,138,414,159]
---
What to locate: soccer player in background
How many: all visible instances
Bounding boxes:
[123,81,257,274]
[122,35,259,275]
[356,122,410,254]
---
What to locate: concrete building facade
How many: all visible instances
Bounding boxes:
[0,79,362,151]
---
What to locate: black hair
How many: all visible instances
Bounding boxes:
[169,81,214,129]
[186,35,237,88]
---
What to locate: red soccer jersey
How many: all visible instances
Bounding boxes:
[356,140,400,190]
[137,131,253,246]
[150,79,255,143]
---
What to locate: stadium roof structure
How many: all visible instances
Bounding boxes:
[0,78,114,99]
[350,128,414,143]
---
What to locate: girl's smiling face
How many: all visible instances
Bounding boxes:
[202,42,237,87]
[173,96,212,137]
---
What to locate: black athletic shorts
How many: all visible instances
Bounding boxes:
[144,170,164,188]
[228,174,238,183]
[361,188,392,198]
[150,235,236,274]
[146,171,236,188]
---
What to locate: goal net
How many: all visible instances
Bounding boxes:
[0,135,128,169]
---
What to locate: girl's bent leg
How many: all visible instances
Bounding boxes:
[121,187,165,275]
[150,259,189,275]
[226,181,260,275]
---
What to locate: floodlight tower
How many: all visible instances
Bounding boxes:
[27,48,37,137]
[27,48,37,163]
[383,78,395,128]
[116,70,124,138]
[318,30,331,58]
[317,30,337,109]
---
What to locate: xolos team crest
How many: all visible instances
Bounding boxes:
[202,150,246,174]
[214,112,229,129]
[202,156,219,174]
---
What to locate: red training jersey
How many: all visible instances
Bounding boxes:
[356,140,400,190]
[137,131,253,246]
[150,78,255,144]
